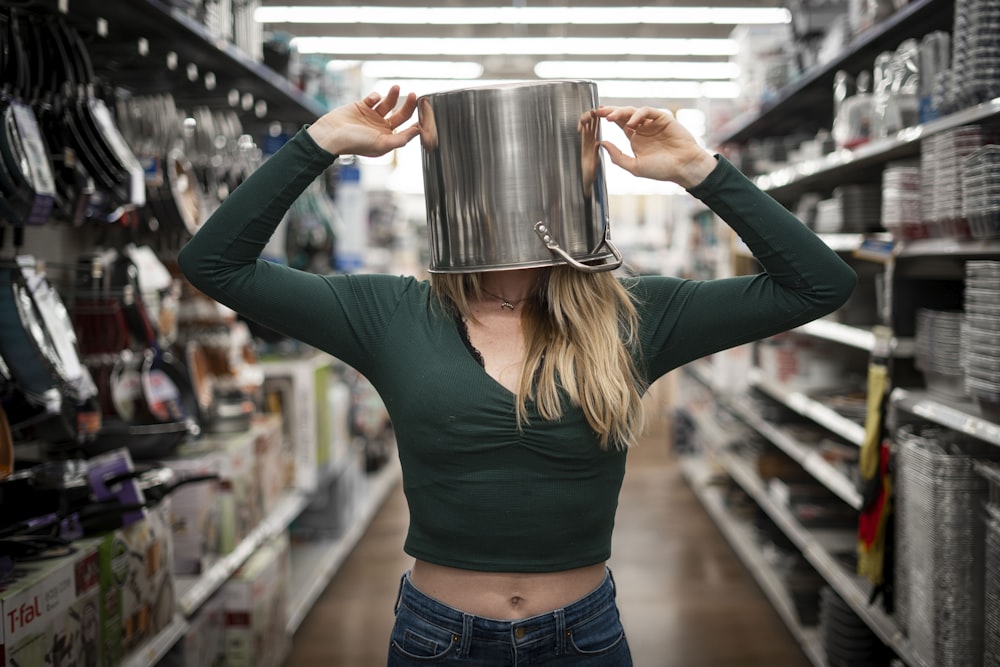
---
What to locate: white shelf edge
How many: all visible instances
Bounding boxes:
[700,448,927,667]
[286,456,403,634]
[679,457,827,667]
[891,387,1000,446]
[748,368,866,446]
[754,97,1000,193]
[794,320,915,357]
[176,491,309,616]
[728,395,864,510]
[120,613,189,667]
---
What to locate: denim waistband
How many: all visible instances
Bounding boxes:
[394,568,617,647]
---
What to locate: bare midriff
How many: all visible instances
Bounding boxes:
[409,560,607,620]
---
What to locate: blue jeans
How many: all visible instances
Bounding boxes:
[387,569,633,666]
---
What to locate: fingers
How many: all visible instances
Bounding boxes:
[599,140,636,175]
[387,92,419,129]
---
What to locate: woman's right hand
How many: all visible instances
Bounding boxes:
[307,85,421,157]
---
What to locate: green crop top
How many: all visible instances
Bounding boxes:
[178,128,856,572]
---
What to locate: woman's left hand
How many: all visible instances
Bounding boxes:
[594,105,717,189]
[307,85,421,157]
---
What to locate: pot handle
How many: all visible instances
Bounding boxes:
[533,222,623,273]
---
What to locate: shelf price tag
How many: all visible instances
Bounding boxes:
[854,236,895,263]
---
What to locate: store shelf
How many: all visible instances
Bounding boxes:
[58,0,326,124]
[748,368,867,446]
[286,455,402,634]
[728,394,864,510]
[895,237,1000,259]
[120,614,189,667]
[753,97,1000,199]
[794,319,915,357]
[891,387,1000,446]
[686,444,926,667]
[715,0,953,145]
[176,491,310,617]
[679,457,827,667]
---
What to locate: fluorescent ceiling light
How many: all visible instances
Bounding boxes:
[257,6,790,25]
[293,37,737,57]
[362,61,484,79]
[369,78,739,100]
[534,60,738,80]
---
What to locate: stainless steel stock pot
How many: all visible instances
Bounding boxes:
[417,80,622,273]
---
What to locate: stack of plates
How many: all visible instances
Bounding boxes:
[814,185,882,233]
[964,260,1000,421]
[921,125,989,237]
[895,424,998,667]
[915,308,967,399]
[819,587,890,667]
[963,0,1000,106]
[985,502,1000,667]
[963,146,1000,239]
[882,163,923,241]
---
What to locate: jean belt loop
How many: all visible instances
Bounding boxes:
[458,613,474,657]
[553,608,567,655]
[607,566,617,598]
[394,572,407,615]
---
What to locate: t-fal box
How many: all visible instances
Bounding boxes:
[223,532,290,667]
[0,540,102,667]
[97,500,175,665]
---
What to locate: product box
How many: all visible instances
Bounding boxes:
[165,426,260,556]
[160,454,220,575]
[97,500,175,665]
[0,540,102,667]
[223,533,291,667]
[160,591,226,667]
[251,413,286,518]
[260,352,341,493]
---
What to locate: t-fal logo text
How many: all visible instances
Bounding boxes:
[6,596,41,633]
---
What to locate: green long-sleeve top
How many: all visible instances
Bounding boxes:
[178,128,856,572]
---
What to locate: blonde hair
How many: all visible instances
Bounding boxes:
[431,267,646,449]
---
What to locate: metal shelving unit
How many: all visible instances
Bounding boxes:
[891,387,1000,447]
[679,457,827,667]
[684,365,863,509]
[714,0,954,145]
[753,97,1000,200]
[286,456,402,634]
[747,368,867,446]
[175,492,310,616]
[54,0,326,126]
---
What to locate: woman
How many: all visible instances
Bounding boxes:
[178,85,856,665]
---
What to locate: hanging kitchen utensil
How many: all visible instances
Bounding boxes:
[418,80,622,273]
[0,9,57,227]
[46,17,145,211]
[0,255,101,446]
[108,252,199,433]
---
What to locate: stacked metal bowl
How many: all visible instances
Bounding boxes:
[922,125,989,238]
[881,162,923,241]
[819,587,890,667]
[964,260,1000,421]
[895,424,999,667]
[915,308,967,399]
[962,146,1000,239]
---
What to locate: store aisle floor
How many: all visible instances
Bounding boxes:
[285,426,810,666]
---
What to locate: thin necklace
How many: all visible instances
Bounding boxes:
[481,287,529,311]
